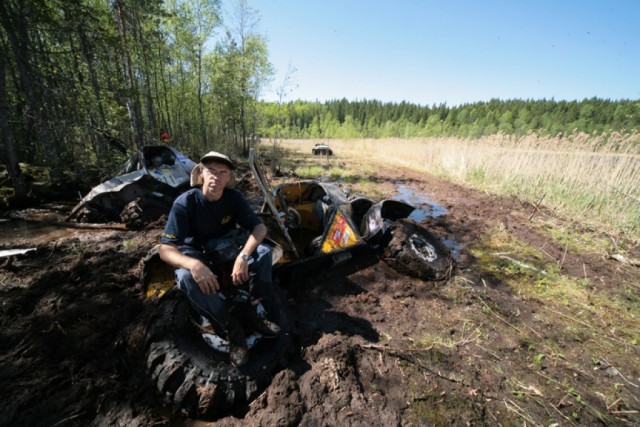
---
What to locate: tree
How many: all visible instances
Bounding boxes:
[0,40,28,203]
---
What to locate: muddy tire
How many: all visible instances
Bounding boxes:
[383,219,454,281]
[73,205,109,223]
[120,194,172,230]
[145,287,293,419]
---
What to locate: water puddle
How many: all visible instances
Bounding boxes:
[393,183,460,261]
[0,248,37,258]
[393,184,448,221]
[0,203,125,247]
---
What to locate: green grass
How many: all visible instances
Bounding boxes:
[294,165,325,179]
[468,225,640,348]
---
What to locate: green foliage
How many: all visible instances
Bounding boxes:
[257,98,640,141]
[0,0,271,191]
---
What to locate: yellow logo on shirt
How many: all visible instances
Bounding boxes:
[221,215,232,225]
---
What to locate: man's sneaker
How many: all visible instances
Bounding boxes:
[227,317,248,367]
[249,302,281,337]
[253,317,281,337]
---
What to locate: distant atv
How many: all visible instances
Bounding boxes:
[66,145,196,229]
[311,143,333,155]
[140,148,455,420]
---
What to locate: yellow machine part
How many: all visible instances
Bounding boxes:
[143,249,176,298]
[320,210,362,253]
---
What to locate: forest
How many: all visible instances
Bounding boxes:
[1,0,271,204]
[1,0,639,207]
[258,97,640,141]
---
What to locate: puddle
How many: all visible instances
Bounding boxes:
[393,184,448,221]
[0,204,125,246]
[0,248,37,258]
[393,183,460,262]
[443,238,461,262]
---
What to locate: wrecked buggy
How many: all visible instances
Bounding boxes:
[66,145,196,229]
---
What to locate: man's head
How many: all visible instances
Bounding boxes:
[190,151,235,200]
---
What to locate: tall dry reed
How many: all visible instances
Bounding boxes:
[275,134,640,237]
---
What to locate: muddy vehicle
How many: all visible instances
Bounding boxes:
[66,145,196,229]
[311,143,333,155]
[140,148,455,420]
[249,149,454,281]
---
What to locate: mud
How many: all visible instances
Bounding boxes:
[1,163,639,426]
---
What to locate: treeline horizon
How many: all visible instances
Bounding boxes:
[258,97,640,141]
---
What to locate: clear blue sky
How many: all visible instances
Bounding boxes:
[250,0,640,106]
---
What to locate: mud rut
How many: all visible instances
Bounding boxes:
[1,166,639,427]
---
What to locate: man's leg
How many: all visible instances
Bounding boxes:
[175,267,229,335]
[246,244,280,335]
[247,243,273,301]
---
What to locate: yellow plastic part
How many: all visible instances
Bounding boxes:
[320,210,361,253]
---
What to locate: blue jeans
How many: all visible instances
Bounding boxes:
[175,244,273,334]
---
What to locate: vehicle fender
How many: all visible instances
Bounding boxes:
[361,199,415,242]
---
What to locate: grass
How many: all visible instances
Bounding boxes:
[255,144,386,200]
[271,135,640,239]
[467,224,640,348]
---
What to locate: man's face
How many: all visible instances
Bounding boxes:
[200,161,231,200]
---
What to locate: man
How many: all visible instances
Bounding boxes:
[159,151,279,367]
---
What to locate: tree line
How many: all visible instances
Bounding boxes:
[259,98,640,141]
[1,0,270,204]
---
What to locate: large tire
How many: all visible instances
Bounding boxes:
[145,286,293,419]
[121,194,172,230]
[383,219,454,281]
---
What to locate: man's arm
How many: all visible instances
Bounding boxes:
[159,243,221,295]
[231,223,267,285]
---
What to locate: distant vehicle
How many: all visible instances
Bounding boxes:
[66,145,196,229]
[312,143,333,155]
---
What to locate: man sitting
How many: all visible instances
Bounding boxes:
[159,151,279,367]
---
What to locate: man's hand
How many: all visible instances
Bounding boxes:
[190,260,220,295]
[232,255,250,285]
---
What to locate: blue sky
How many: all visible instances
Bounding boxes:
[249,0,640,106]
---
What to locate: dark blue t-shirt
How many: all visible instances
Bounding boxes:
[161,187,261,254]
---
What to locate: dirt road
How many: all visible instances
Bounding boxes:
[1,159,638,426]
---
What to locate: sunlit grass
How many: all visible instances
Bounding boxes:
[294,165,324,179]
[468,225,640,347]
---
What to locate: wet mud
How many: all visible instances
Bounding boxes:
[1,164,639,426]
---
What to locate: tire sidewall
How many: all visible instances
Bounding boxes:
[145,285,293,419]
[383,219,454,281]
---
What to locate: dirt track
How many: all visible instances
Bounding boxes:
[1,161,639,426]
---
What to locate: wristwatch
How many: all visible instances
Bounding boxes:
[239,253,250,261]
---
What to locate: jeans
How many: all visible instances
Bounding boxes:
[175,243,273,334]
